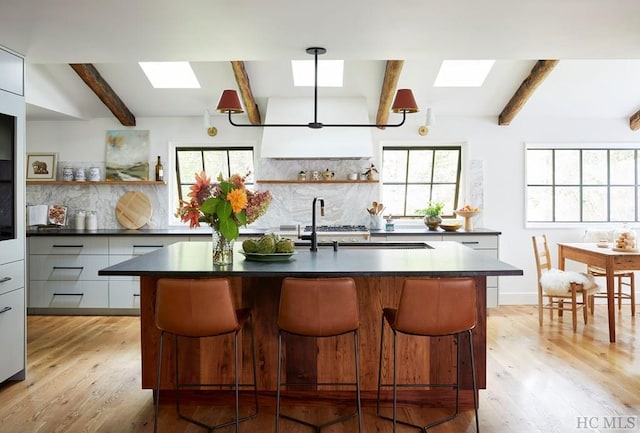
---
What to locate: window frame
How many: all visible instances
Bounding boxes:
[381,145,462,219]
[525,142,640,227]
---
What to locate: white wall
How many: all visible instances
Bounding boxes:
[26,112,640,305]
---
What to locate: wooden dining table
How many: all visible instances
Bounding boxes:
[557,242,638,342]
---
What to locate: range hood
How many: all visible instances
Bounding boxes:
[260,97,374,159]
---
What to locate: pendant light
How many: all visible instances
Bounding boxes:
[216,47,419,128]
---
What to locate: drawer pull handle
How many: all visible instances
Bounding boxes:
[53,244,84,248]
[53,293,84,297]
[461,241,480,245]
[0,276,11,283]
[133,294,141,297]
[133,245,163,249]
[52,266,84,270]
[0,306,12,314]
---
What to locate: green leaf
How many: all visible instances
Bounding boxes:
[200,197,219,214]
[217,200,232,218]
[219,181,234,194]
[235,210,247,226]
[219,216,239,240]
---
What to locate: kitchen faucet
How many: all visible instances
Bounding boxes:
[299,197,324,252]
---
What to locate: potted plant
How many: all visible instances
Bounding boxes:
[363,163,378,181]
[416,201,444,231]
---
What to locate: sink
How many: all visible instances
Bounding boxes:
[294,241,433,250]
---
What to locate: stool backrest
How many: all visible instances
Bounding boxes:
[156,278,238,337]
[394,278,477,336]
[278,277,359,337]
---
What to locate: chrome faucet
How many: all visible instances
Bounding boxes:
[299,197,324,252]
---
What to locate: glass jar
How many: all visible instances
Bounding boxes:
[613,225,637,251]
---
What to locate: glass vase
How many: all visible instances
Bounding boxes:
[211,227,234,265]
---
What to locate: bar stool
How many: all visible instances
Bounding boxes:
[275,277,362,433]
[376,277,479,433]
[154,278,258,433]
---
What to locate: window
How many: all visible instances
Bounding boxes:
[382,146,462,218]
[526,144,640,223]
[175,147,254,202]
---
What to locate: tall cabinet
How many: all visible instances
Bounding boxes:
[0,45,25,383]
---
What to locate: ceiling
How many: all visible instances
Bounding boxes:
[3,0,640,124]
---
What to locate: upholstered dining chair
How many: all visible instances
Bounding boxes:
[154,278,258,433]
[376,277,480,433]
[532,235,599,331]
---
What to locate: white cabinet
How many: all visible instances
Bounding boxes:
[0,286,25,382]
[28,235,185,314]
[108,236,183,310]
[28,236,110,311]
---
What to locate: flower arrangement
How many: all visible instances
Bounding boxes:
[176,171,272,241]
[363,163,378,180]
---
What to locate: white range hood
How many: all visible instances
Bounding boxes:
[260,96,374,159]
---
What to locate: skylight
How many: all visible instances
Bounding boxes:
[291,60,344,87]
[139,61,201,88]
[434,60,495,87]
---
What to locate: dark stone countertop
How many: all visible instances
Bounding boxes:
[98,241,522,278]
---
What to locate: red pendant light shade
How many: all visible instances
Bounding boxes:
[391,89,419,114]
[216,89,244,114]
[216,48,419,129]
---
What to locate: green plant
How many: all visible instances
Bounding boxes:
[416,201,445,217]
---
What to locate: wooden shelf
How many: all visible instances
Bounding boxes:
[26,180,166,185]
[256,179,378,184]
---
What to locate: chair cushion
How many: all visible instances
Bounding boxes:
[540,268,598,296]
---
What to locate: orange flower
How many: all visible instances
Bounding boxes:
[226,188,248,214]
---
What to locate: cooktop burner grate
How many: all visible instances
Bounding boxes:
[304,225,369,232]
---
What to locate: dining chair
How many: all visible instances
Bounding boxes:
[532,235,599,331]
[583,228,636,316]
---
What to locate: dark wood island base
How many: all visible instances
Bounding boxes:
[99,241,522,409]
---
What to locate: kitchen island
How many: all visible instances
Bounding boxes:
[99,241,521,408]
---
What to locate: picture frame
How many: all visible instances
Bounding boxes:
[26,153,58,181]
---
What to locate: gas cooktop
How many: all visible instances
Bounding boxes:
[303,225,369,232]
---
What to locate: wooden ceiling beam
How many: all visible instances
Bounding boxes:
[69,63,136,126]
[629,109,640,131]
[376,60,404,130]
[230,61,261,125]
[498,59,559,126]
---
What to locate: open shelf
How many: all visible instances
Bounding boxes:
[26,180,166,185]
[256,179,378,184]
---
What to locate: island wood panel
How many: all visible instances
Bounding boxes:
[139,275,486,407]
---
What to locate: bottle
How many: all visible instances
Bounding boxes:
[154,156,164,181]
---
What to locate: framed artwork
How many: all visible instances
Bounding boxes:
[26,153,58,181]
[105,130,150,181]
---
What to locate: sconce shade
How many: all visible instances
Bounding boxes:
[391,89,419,114]
[216,89,244,114]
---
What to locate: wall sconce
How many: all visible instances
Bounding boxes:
[203,109,217,136]
[216,47,419,129]
[418,108,435,136]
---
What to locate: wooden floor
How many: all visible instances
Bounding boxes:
[0,305,638,433]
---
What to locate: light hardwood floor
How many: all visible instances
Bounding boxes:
[0,305,638,433]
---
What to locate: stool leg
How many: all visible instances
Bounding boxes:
[468,329,480,433]
[376,314,385,418]
[354,330,363,433]
[392,329,398,433]
[234,331,240,433]
[275,331,283,433]
[154,331,164,433]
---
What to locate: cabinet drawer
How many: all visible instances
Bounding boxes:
[28,281,108,308]
[108,255,140,281]
[109,281,140,308]
[29,255,109,281]
[29,236,109,255]
[0,288,25,382]
[108,236,184,255]
[0,260,24,296]
[453,235,498,250]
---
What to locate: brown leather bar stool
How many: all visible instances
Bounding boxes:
[376,277,479,433]
[275,277,362,433]
[154,278,258,433]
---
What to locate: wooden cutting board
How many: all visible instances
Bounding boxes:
[115,191,153,229]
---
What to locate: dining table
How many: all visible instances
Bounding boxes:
[557,242,639,342]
